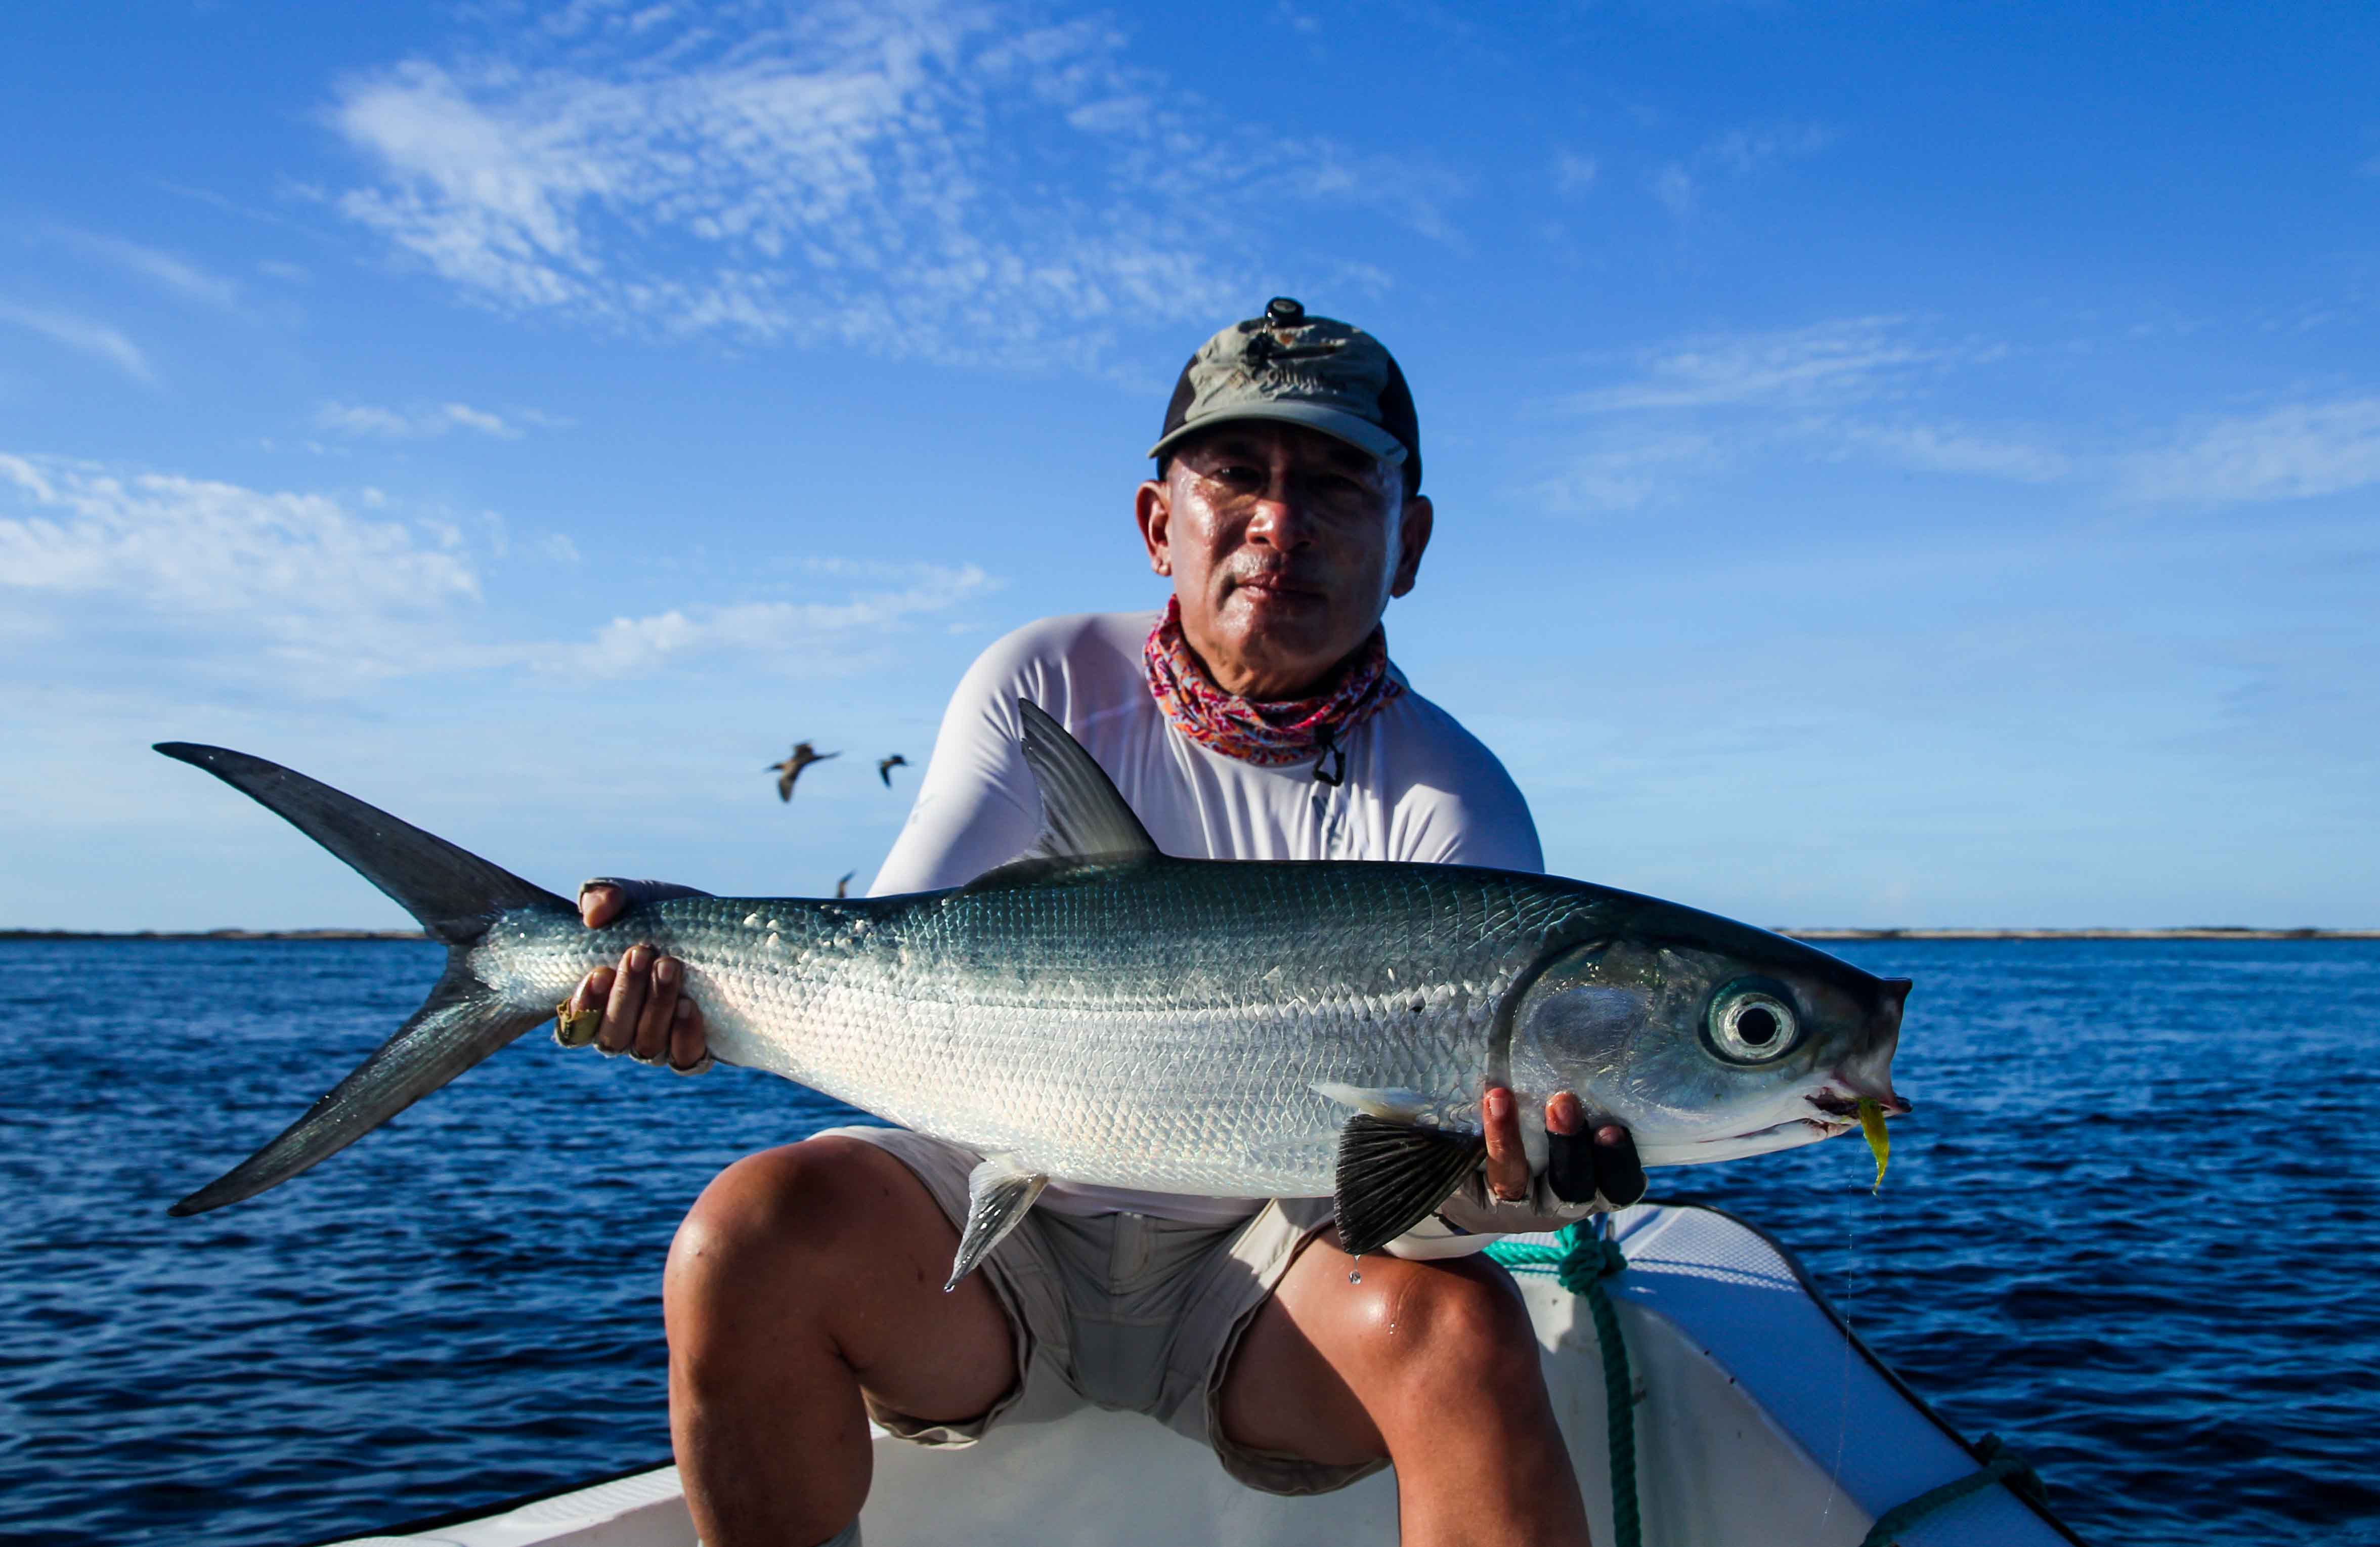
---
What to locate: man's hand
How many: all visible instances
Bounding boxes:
[1484,1087,1645,1208]
[1427,1086,1645,1237]
[562,882,711,1074]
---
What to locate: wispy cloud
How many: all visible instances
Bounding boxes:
[320,0,1461,369]
[1534,317,2069,508]
[0,452,475,690]
[1552,150,1598,196]
[1823,420,2070,484]
[1,450,998,695]
[2122,397,2380,505]
[540,563,1000,676]
[42,227,241,310]
[1571,317,1938,412]
[315,400,538,440]
[1705,122,1835,176]
[1647,120,1834,218]
[0,302,157,384]
[1534,433,1720,514]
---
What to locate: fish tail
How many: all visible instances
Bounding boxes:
[154,743,572,1216]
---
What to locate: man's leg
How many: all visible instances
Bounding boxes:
[1218,1231,1591,1547]
[664,1134,1017,1547]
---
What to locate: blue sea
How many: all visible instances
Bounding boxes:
[3,937,2373,1546]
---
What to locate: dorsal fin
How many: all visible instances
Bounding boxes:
[1016,698,1159,862]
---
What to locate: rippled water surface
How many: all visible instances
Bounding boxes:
[3,938,2373,1545]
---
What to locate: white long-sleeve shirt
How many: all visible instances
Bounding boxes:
[870,610,1544,1224]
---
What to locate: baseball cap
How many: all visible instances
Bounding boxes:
[1148,297,1422,494]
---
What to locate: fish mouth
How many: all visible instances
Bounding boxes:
[1708,1086,1911,1150]
[1808,1087,1912,1120]
[1729,1114,1853,1145]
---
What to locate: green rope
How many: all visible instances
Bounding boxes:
[1487,1224,1640,1547]
[1856,1434,2048,1546]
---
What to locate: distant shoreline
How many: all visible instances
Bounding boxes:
[4,926,2375,943]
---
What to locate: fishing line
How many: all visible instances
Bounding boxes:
[1814,1175,1864,1536]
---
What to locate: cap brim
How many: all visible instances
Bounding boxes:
[1147,402,1408,466]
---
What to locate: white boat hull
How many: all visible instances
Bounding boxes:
[320,1204,2076,1547]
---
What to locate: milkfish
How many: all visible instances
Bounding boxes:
[158,702,1912,1284]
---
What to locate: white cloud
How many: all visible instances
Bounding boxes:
[0,450,999,695]
[539,562,999,676]
[315,400,533,439]
[1824,420,2070,484]
[0,453,478,690]
[45,227,241,310]
[1536,319,2068,506]
[0,302,157,384]
[319,1,1459,368]
[1705,123,1834,176]
[1572,318,1936,413]
[1649,163,1695,217]
[2123,397,2380,505]
[1552,150,1598,196]
[259,260,312,283]
[1533,434,1719,514]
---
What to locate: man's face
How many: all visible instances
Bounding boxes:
[1136,422,1434,700]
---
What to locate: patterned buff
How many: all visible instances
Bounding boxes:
[1143,597,1405,779]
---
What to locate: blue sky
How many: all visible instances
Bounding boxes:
[4,1,2375,929]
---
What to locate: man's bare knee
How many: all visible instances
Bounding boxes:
[1364,1260,1541,1398]
[666,1136,946,1345]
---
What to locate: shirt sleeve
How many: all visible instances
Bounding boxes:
[867,632,1047,896]
[1387,706,1546,874]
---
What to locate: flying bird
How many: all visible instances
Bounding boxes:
[835,871,855,899]
[878,754,910,788]
[767,742,838,802]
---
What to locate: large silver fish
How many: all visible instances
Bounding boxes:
[159,702,1911,1283]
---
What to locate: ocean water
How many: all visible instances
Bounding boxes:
[2,937,2372,1546]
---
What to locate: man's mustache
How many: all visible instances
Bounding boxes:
[1222,567,1327,595]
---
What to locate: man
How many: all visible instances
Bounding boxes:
[565,298,1643,1547]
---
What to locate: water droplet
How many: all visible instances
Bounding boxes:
[1347,1269,1362,1284]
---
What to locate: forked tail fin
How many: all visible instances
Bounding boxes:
[154,743,574,1215]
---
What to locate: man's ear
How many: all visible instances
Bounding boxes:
[1136,478,1173,578]
[1389,494,1434,598]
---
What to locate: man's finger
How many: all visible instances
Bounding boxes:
[556,967,616,1047]
[597,944,652,1054]
[1545,1092,1597,1205]
[631,955,681,1062]
[580,884,624,929]
[1482,1086,1529,1201]
[667,998,711,1075]
[1591,1123,1647,1208]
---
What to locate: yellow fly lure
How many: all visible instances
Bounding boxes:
[1857,1097,1891,1191]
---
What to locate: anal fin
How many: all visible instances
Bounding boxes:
[1333,1115,1486,1257]
[946,1155,1049,1292]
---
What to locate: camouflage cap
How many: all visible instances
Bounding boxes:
[1149,297,1422,493]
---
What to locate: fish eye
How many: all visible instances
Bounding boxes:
[1705,978,1802,1064]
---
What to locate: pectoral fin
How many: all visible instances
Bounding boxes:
[946,1155,1049,1292]
[1333,1115,1486,1257]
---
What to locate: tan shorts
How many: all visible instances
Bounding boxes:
[818,1125,1377,1497]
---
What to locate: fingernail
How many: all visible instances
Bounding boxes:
[655,957,678,984]
[1485,1089,1510,1121]
[1547,1092,1581,1134]
[626,946,651,970]
[1597,1124,1626,1147]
